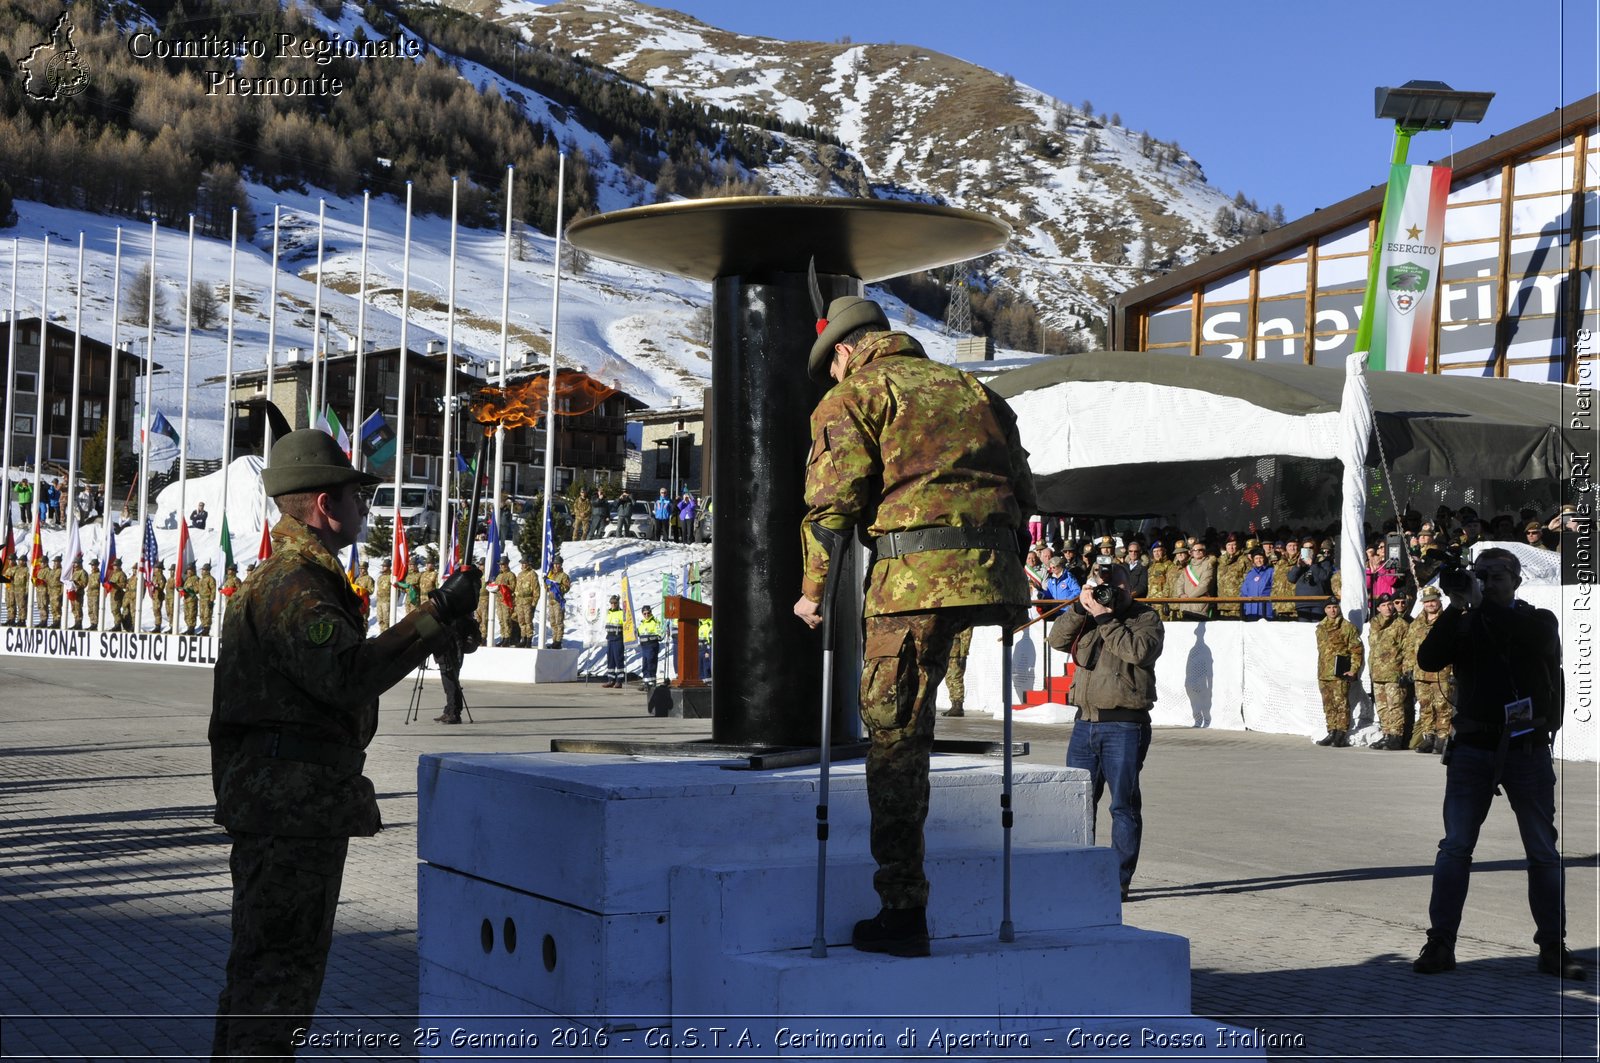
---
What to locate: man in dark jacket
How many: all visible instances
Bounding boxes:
[1411,547,1583,981]
[1046,563,1164,901]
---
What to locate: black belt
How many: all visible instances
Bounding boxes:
[874,526,1017,560]
[241,730,365,773]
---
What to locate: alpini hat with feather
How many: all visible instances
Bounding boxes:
[262,428,381,497]
[808,295,889,382]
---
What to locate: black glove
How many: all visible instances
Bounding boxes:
[429,566,482,622]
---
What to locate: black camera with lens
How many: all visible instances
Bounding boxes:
[1435,555,1473,596]
[1091,581,1119,608]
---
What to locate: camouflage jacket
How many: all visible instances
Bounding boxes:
[1216,553,1247,596]
[514,569,541,601]
[1271,559,1298,615]
[208,515,450,838]
[1145,560,1173,599]
[801,331,1035,619]
[149,568,166,596]
[1368,612,1410,682]
[198,574,218,603]
[542,568,572,602]
[1315,615,1364,681]
[1405,611,1452,683]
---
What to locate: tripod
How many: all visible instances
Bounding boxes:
[405,654,474,725]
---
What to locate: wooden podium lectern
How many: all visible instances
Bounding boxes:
[662,595,712,688]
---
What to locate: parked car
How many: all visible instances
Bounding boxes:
[371,483,441,542]
[603,501,650,538]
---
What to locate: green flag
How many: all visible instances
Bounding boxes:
[220,512,234,573]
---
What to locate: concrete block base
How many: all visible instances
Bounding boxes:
[458,646,579,684]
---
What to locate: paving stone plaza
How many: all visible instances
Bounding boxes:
[0,656,1594,1060]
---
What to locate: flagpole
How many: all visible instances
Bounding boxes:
[29,236,48,625]
[493,165,512,628]
[64,233,86,631]
[101,228,121,598]
[438,177,458,572]
[393,181,413,619]
[353,190,370,471]
[135,218,157,633]
[537,154,566,649]
[312,198,327,415]
[261,205,281,561]
[220,207,238,602]
[171,214,198,627]
[4,241,19,554]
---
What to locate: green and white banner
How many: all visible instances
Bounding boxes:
[1370,163,1451,372]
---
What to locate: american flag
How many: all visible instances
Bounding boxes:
[140,517,159,593]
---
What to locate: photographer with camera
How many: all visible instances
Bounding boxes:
[1411,547,1582,980]
[1047,563,1164,902]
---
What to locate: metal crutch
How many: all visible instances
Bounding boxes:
[810,528,850,959]
[999,627,1016,942]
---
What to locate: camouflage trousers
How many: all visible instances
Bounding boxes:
[1415,679,1452,738]
[183,596,198,631]
[943,626,973,708]
[69,594,83,628]
[150,593,165,630]
[200,599,215,631]
[546,601,565,645]
[860,608,978,909]
[45,592,62,626]
[213,831,348,1061]
[376,598,390,632]
[513,598,535,645]
[1318,678,1352,730]
[1374,681,1411,737]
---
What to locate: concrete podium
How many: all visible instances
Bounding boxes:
[416,753,1261,1059]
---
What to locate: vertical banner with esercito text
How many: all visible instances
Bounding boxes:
[1370,163,1451,372]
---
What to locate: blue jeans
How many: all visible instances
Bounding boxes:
[1427,742,1564,945]
[1067,720,1152,889]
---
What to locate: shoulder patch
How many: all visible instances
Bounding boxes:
[307,620,336,646]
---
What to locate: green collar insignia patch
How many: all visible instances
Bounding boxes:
[307,620,336,646]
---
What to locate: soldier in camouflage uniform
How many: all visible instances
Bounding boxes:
[108,558,132,631]
[513,560,541,648]
[149,562,167,633]
[417,558,440,612]
[1272,539,1301,620]
[68,556,89,628]
[181,563,201,634]
[219,565,242,628]
[542,558,572,648]
[1214,534,1247,619]
[1314,597,1364,747]
[166,563,179,631]
[571,492,591,542]
[83,558,100,631]
[488,560,515,645]
[1,553,15,625]
[475,565,491,637]
[938,626,974,717]
[1144,542,1173,618]
[1368,592,1412,749]
[43,556,63,627]
[209,430,481,1060]
[8,553,30,624]
[198,562,219,635]
[375,559,392,632]
[792,297,1034,958]
[352,564,374,629]
[1406,585,1453,753]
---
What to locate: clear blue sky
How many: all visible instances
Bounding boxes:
[660,0,1597,221]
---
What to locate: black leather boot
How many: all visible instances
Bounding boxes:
[1538,945,1587,980]
[1332,730,1350,748]
[1315,731,1336,746]
[851,907,930,957]
[1415,734,1435,754]
[1413,934,1456,974]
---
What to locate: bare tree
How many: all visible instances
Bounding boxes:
[125,263,167,327]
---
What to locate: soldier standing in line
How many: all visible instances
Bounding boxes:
[83,557,101,631]
[1,550,14,625]
[208,430,481,1058]
[352,563,375,630]
[1272,538,1300,620]
[1144,541,1172,615]
[938,626,974,718]
[474,564,491,638]
[489,559,516,646]
[417,557,440,611]
[1214,533,1247,619]
[542,558,571,649]
[43,556,63,627]
[513,559,540,648]
[149,561,168,633]
[375,559,392,632]
[1368,592,1412,749]
[1314,597,1364,747]
[198,562,219,635]
[1162,540,1190,620]
[68,555,89,629]
[108,558,132,631]
[792,295,1034,958]
[181,563,201,634]
[1406,586,1453,753]
[219,565,243,619]
[166,563,179,632]
[9,551,31,624]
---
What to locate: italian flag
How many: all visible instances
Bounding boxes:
[1368,163,1451,373]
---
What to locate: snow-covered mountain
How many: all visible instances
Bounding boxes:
[469,0,1267,333]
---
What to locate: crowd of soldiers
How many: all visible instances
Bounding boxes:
[347,552,573,649]
[0,552,239,633]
